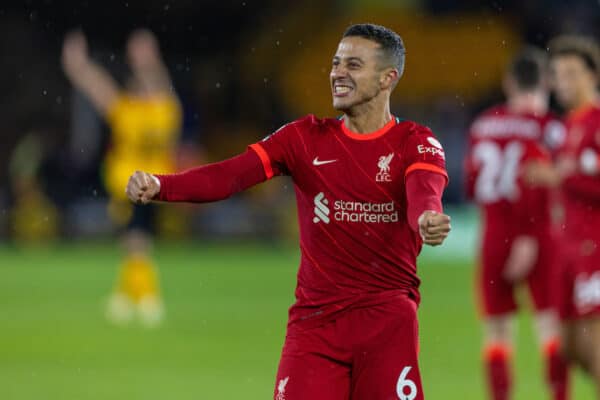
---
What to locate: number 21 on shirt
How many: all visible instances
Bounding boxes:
[472,141,524,203]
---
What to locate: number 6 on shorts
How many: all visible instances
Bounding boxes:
[396,366,417,400]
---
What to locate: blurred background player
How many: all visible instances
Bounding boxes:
[464,47,568,400]
[535,35,600,396]
[61,30,182,327]
[8,132,60,244]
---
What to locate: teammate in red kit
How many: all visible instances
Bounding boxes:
[125,24,450,399]
[543,35,600,396]
[464,48,568,400]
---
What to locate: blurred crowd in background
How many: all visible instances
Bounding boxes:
[0,0,599,243]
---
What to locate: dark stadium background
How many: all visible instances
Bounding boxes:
[0,1,599,399]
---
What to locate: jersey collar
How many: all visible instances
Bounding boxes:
[340,116,398,141]
[567,101,600,123]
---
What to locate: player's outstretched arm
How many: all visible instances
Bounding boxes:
[522,155,600,201]
[126,148,268,205]
[522,161,562,188]
[61,31,119,115]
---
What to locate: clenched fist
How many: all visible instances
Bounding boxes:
[126,171,161,204]
[418,210,451,246]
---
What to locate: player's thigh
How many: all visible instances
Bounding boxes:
[562,319,593,372]
[351,349,422,400]
[274,326,351,400]
[351,300,423,400]
[583,318,600,391]
[570,244,600,375]
[554,249,577,321]
[571,242,600,319]
[526,235,555,312]
[274,352,350,400]
[478,244,517,316]
[584,319,600,377]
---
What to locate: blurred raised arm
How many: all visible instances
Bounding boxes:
[126,29,173,95]
[61,31,119,115]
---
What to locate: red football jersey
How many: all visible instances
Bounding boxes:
[465,105,563,240]
[558,104,600,241]
[250,115,447,327]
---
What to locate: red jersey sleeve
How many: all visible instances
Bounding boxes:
[402,126,448,183]
[154,149,266,202]
[248,118,306,179]
[562,127,600,201]
[463,131,477,200]
[405,170,446,232]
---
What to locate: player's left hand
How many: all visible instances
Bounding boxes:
[418,210,451,246]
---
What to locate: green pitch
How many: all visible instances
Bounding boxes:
[0,242,593,399]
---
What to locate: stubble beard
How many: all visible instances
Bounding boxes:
[333,86,382,117]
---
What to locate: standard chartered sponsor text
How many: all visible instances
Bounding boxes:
[312,192,399,224]
[333,199,398,223]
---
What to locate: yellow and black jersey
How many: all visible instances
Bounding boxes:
[104,93,181,200]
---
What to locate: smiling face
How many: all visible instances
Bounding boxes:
[550,54,598,110]
[330,36,398,113]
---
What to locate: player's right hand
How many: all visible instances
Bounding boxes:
[418,210,451,246]
[126,171,160,205]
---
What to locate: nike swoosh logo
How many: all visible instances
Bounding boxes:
[313,157,338,166]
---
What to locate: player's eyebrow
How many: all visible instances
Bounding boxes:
[332,56,365,64]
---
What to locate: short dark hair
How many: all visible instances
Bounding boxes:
[343,23,406,77]
[508,46,547,90]
[548,35,600,79]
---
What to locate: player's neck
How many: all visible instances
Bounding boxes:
[570,90,600,112]
[343,102,392,134]
[506,92,547,115]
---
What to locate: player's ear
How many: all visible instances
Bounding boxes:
[502,75,516,98]
[585,67,600,88]
[380,68,398,90]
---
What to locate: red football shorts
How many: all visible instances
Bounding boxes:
[273,295,423,400]
[557,238,600,320]
[477,232,555,316]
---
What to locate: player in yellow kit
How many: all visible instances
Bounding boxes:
[62,29,181,326]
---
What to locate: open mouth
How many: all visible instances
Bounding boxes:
[333,84,353,97]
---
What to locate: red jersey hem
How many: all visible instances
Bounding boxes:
[288,288,419,329]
